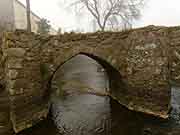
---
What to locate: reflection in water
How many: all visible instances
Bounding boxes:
[18,55,180,135]
[51,95,111,135]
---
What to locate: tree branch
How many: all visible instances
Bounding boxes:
[69,0,145,31]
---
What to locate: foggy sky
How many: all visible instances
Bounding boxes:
[19,0,180,32]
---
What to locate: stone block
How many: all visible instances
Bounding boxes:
[7,69,18,79]
[6,58,23,69]
[5,48,26,57]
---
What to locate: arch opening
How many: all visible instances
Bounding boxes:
[46,53,128,135]
[46,53,127,102]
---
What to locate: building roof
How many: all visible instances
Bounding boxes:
[15,0,41,20]
[15,0,57,33]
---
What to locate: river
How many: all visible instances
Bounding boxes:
[18,55,180,135]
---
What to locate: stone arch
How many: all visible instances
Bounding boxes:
[43,50,126,101]
[49,50,122,79]
[45,52,128,120]
[39,32,171,121]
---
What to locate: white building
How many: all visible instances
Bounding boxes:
[0,0,57,35]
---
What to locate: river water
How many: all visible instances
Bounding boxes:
[18,55,180,135]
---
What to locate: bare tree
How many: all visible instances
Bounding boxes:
[70,0,145,31]
[26,0,31,32]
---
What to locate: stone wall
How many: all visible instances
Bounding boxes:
[2,31,49,133]
[0,25,180,133]
[168,27,180,84]
[0,31,13,134]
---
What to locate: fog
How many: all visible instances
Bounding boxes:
[19,0,180,32]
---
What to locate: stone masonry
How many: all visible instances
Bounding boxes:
[0,25,180,134]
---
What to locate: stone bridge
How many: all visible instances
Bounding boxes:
[0,25,180,134]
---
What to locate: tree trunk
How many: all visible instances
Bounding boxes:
[26,0,31,32]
